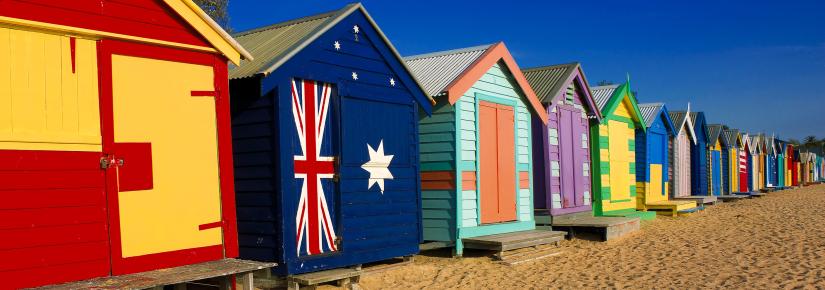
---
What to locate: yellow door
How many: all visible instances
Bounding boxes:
[608,120,630,201]
[648,164,664,203]
[110,55,223,259]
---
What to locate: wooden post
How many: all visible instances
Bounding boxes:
[219,276,233,290]
[241,272,254,290]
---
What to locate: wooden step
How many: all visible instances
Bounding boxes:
[717,194,748,202]
[551,216,640,241]
[673,195,718,205]
[34,259,274,290]
[286,267,362,290]
[462,230,566,253]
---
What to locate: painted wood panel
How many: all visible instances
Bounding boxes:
[0,0,211,48]
[478,101,517,224]
[0,28,101,151]
[673,124,692,197]
[232,9,424,275]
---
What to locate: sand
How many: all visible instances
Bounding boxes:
[357,185,825,289]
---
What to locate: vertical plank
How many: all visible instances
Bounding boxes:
[44,33,63,131]
[496,105,516,221]
[10,29,32,134]
[61,36,79,135]
[0,27,11,135]
[28,30,47,133]
[478,101,498,224]
[76,38,101,138]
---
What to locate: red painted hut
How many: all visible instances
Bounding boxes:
[0,1,253,288]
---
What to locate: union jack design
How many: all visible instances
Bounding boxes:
[292,79,338,256]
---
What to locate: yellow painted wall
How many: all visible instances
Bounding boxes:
[112,55,223,258]
[0,27,101,151]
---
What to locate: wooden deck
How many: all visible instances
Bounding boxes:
[733,191,767,198]
[32,259,275,290]
[673,195,719,205]
[717,194,749,202]
[550,215,641,241]
[644,200,698,217]
[462,230,566,255]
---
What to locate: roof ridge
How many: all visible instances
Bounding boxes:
[403,44,494,61]
[232,6,347,37]
[638,102,665,107]
[522,62,580,72]
[591,84,620,90]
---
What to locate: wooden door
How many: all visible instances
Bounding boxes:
[479,101,517,224]
[101,42,225,274]
[607,120,631,201]
[558,107,577,207]
[739,147,749,192]
[712,151,722,195]
[648,132,667,201]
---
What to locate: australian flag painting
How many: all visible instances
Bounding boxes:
[291,78,338,256]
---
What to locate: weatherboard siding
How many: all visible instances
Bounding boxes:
[592,99,638,216]
[419,102,457,241]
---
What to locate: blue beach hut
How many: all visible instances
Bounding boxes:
[228,3,432,275]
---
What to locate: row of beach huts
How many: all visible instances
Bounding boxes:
[2,2,823,289]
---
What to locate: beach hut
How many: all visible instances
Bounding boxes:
[764,136,778,188]
[721,129,742,194]
[0,1,257,288]
[747,135,762,192]
[635,103,697,215]
[404,43,562,256]
[738,134,752,192]
[589,82,656,220]
[521,63,603,222]
[228,4,433,274]
[706,124,724,196]
[788,144,799,186]
[668,109,716,205]
[688,112,710,196]
[776,139,787,188]
[793,148,801,186]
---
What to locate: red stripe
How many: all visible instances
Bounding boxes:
[304,80,321,255]
[191,90,217,97]
[70,37,76,73]
[198,221,223,231]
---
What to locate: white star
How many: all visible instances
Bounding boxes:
[333,41,341,51]
[389,78,396,86]
[361,140,394,193]
[352,72,358,80]
[353,25,360,34]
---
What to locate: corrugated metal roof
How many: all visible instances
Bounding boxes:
[707,124,723,145]
[638,103,664,128]
[668,111,688,131]
[403,44,491,97]
[722,129,740,147]
[522,63,579,103]
[591,84,619,111]
[228,6,344,79]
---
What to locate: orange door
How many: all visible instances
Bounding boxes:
[479,101,517,224]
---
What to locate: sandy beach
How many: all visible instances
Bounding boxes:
[357,185,825,289]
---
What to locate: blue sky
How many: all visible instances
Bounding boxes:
[229,0,825,140]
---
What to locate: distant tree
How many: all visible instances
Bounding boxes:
[194,0,231,32]
[804,135,817,146]
[788,138,801,146]
[596,80,614,86]
[721,125,730,130]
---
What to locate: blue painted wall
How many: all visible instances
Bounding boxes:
[230,10,429,275]
[690,112,709,196]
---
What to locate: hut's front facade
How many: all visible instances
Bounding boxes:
[522,63,602,221]
[707,124,724,196]
[765,136,778,188]
[721,129,742,194]
[590,83,655,220]
[405,43,549,256]
[689,112,710,196]
[790,146,800,186]
[0,1,251,288]
[667,110,697,198]
[229,4,432,274]
[635,103,696,214]
[776,139,787,187]
[738,134,752,192]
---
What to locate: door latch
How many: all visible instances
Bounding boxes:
[100,156,124,169]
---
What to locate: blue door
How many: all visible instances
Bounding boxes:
[712,151,722,196]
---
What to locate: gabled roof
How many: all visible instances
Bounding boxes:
[638,103,676,134]
[164,0,252,65]
[521,62,603,121]
[721,129,742,149]
[590,81,645,132]
[403,42,548,124]
[707,124,723,146]
[591,85,620,111]
[688,112,708,140]
[404,45,489,97]
[228,3,433,105]
[741,133,751,150]
[669,110,698,144]
[749,134,761,154]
